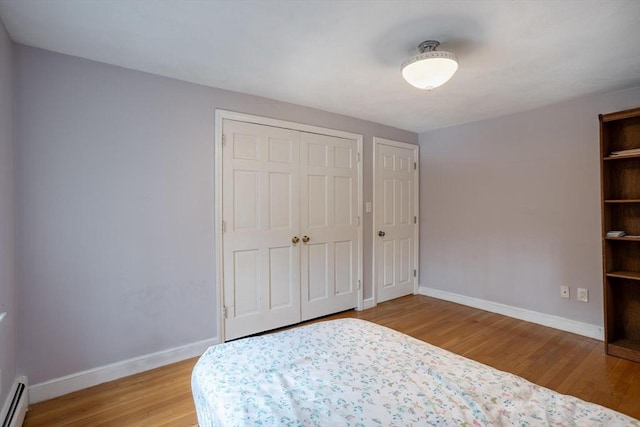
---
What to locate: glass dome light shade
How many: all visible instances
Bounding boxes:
[401,51,458,90]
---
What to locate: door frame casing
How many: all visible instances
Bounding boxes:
[372,137,420,306]
[215,110,364,342]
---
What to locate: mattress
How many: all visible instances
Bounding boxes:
[191,318,638,426]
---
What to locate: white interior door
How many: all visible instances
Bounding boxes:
[222,120,301,340]
[300,132,359,321]
[375,139,418,303]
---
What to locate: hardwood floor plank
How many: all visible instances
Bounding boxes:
[23,295,640,425]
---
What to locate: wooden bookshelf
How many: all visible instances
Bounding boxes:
[600,106,640,363]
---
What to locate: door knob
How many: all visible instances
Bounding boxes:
[292,236,300,244]
[378,231,386,237]
[302,235,310,243]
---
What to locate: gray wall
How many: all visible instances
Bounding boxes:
[15,45,417,385]
[0,18,16,405]
[419,86,640,326]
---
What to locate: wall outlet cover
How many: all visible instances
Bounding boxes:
[560,286,570,299]
[577,288,589,302]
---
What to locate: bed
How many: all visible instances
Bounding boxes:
[191,318,638,426]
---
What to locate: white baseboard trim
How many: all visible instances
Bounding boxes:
[29,337,219,404]
[1,376,28,427]
[418,286,603,341]
[362,297,376,310]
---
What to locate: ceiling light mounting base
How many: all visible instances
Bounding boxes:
[418,40,440,53]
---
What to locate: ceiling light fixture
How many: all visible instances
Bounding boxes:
[401,40,458,90]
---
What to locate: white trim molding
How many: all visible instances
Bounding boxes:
[419,286,604,341]
[362,297,376,310]
[29,337,218,404]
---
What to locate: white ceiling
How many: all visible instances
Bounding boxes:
[1,0,639,133]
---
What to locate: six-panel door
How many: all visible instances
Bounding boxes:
[222,120,301,340]
[375,142,417,303]
[300,132,359,321]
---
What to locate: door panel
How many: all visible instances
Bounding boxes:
[376,141,417,303]
[233,170,259,231]
[383,178,395,225]
[308,142,328,166]
[268,172,292,229]
[334,176,353,225]
[233,249,259,316]
[382,240,395,288]
[334,240,353,295]
[307,175,328,228]
[399,237,412,283]
[223,120,300,340]
[300,132,358,320]
[334,146,353,169]
[269,246,294,309]
[307,242,329,301]
[400,179,412,224]
[269,138,293,163]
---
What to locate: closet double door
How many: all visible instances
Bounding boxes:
[222,119,359,340]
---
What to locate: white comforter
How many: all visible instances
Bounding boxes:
[191,318,638,426]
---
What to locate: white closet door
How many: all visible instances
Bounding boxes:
[375,141,417,303]
[300,132,358,321]
[222,120,301,340]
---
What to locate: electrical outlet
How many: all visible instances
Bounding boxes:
[577,288,589,302]
[560,285,570,299]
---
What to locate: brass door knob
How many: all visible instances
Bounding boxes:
[302,235,310,243]
[292,236,300,244]
[378,231,386,237]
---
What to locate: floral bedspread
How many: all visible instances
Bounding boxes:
[191,319,638,426]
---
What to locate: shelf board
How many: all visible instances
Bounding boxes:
[607,339,640,363]
[604,153,640,161]
[606,271,640,281]
[604,199,640,203]
[601,107,640,121]
[605,237,640,242]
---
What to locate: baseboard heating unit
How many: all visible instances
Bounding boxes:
[1,377,28,427]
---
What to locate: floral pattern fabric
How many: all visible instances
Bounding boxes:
[191,319,638,426]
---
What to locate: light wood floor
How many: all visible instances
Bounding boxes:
[23,295,640,425]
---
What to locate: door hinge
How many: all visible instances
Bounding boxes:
[357,216,361,226]
[413,269,417,277]
[222,220,226,233]
[358,280,361,290]
[222,134,226,147]
[414,216,417,224]
[223,306,228,319]
[414,162,417,170]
